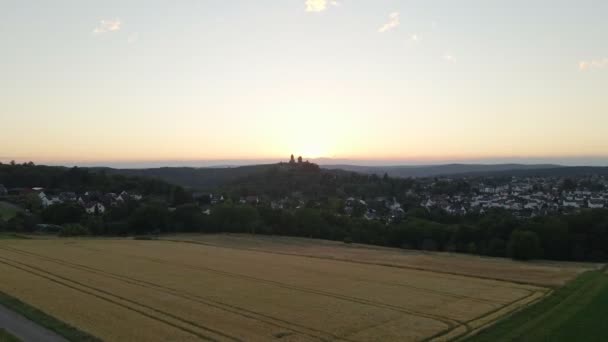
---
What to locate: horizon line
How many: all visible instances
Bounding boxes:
[3,156,608,169]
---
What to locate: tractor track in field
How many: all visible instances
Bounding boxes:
[0,255,239,342]
[73,242,550,340]
[76,241,508,306]
[0,246,351,342]
[163,239,546,290]
[1,242,546,341]
[86,246,463,330]
[433,288,549,341]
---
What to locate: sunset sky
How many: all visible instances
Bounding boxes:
[1,1,607,166]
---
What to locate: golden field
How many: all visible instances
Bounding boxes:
[0,235,595,341]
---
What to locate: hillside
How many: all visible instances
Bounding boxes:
[95,164,279,190]
[0,163,180,196]
[321,163,562,178]
[91,163,608,190]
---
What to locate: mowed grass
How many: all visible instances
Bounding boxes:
[0,236,591,341]
[0,329,21,342]
[467,270,608,342]
[0,290,99,342]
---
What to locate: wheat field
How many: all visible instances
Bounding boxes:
[0,236,589,341]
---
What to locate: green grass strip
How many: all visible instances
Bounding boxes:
[0,328,22,342]
[467,270,608,342]
[0,291,101,342]
[0,234,30,240]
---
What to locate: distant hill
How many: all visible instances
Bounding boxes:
[95,164,279,190]
[449,166,608,178]
[321,164,562,178]
[92,163,608,191]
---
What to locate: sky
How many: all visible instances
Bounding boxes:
[1,0,607,167]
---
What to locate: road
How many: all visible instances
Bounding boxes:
[0,304,67,342]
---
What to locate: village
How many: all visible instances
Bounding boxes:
[0,185,143,215]
[2,173,608,225]
[193,174,608,223]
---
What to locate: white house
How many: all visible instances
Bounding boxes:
[563,200,580,208]
[40,192,63,208]
[85,202,105,214]
[588,200,605,209]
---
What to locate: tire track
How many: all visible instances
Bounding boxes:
[163,239,544,289]
[0,255,240,342]
[0,246,348,342]
[452,290,551,341]
[427,288,548,341]
[95,246,462,329]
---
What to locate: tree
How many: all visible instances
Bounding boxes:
[298,156,303,163]
[561,178,577,192]
[128,204,169,234]
[289,154,296,164]
[41,203,84,225]
[60,224,90,237]
[508,230,542,260]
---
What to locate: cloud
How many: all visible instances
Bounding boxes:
[378,12,399,33]
[579,58,608,71]
[93,19,121,34]
[305,0,339,12]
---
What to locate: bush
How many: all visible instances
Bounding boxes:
[508,230,542,261]
[133,236,157,240]
[59,224,90,237]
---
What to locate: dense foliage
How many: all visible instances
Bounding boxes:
[0,162,178,195]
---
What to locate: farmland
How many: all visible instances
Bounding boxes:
[469,270,608,341]
[0,236,596,341]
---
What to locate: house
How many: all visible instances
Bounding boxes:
[588,200,605,209]
[40,192,63,208]
[243,196,259,205]
[7,188,33,196]
[85,202,105,214]
[562,199,580,208]
[0,184,7,196]
[59,192,77,201]
[210,194,224,205]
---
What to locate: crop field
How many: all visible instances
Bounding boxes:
[0,236,594,341]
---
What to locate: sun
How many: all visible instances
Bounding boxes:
[301,147,325,159]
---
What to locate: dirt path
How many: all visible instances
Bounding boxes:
[0,304,67,342]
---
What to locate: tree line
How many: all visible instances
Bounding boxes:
[4,200,606,262]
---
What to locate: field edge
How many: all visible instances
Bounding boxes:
[0,290,101,342]
[463,269,608,341]
[0,328,22,342]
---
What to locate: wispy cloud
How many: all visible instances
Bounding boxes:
[378,12,399,33]
[579,58,608,71]
[93,19,121,34]
[305,0,339,12]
